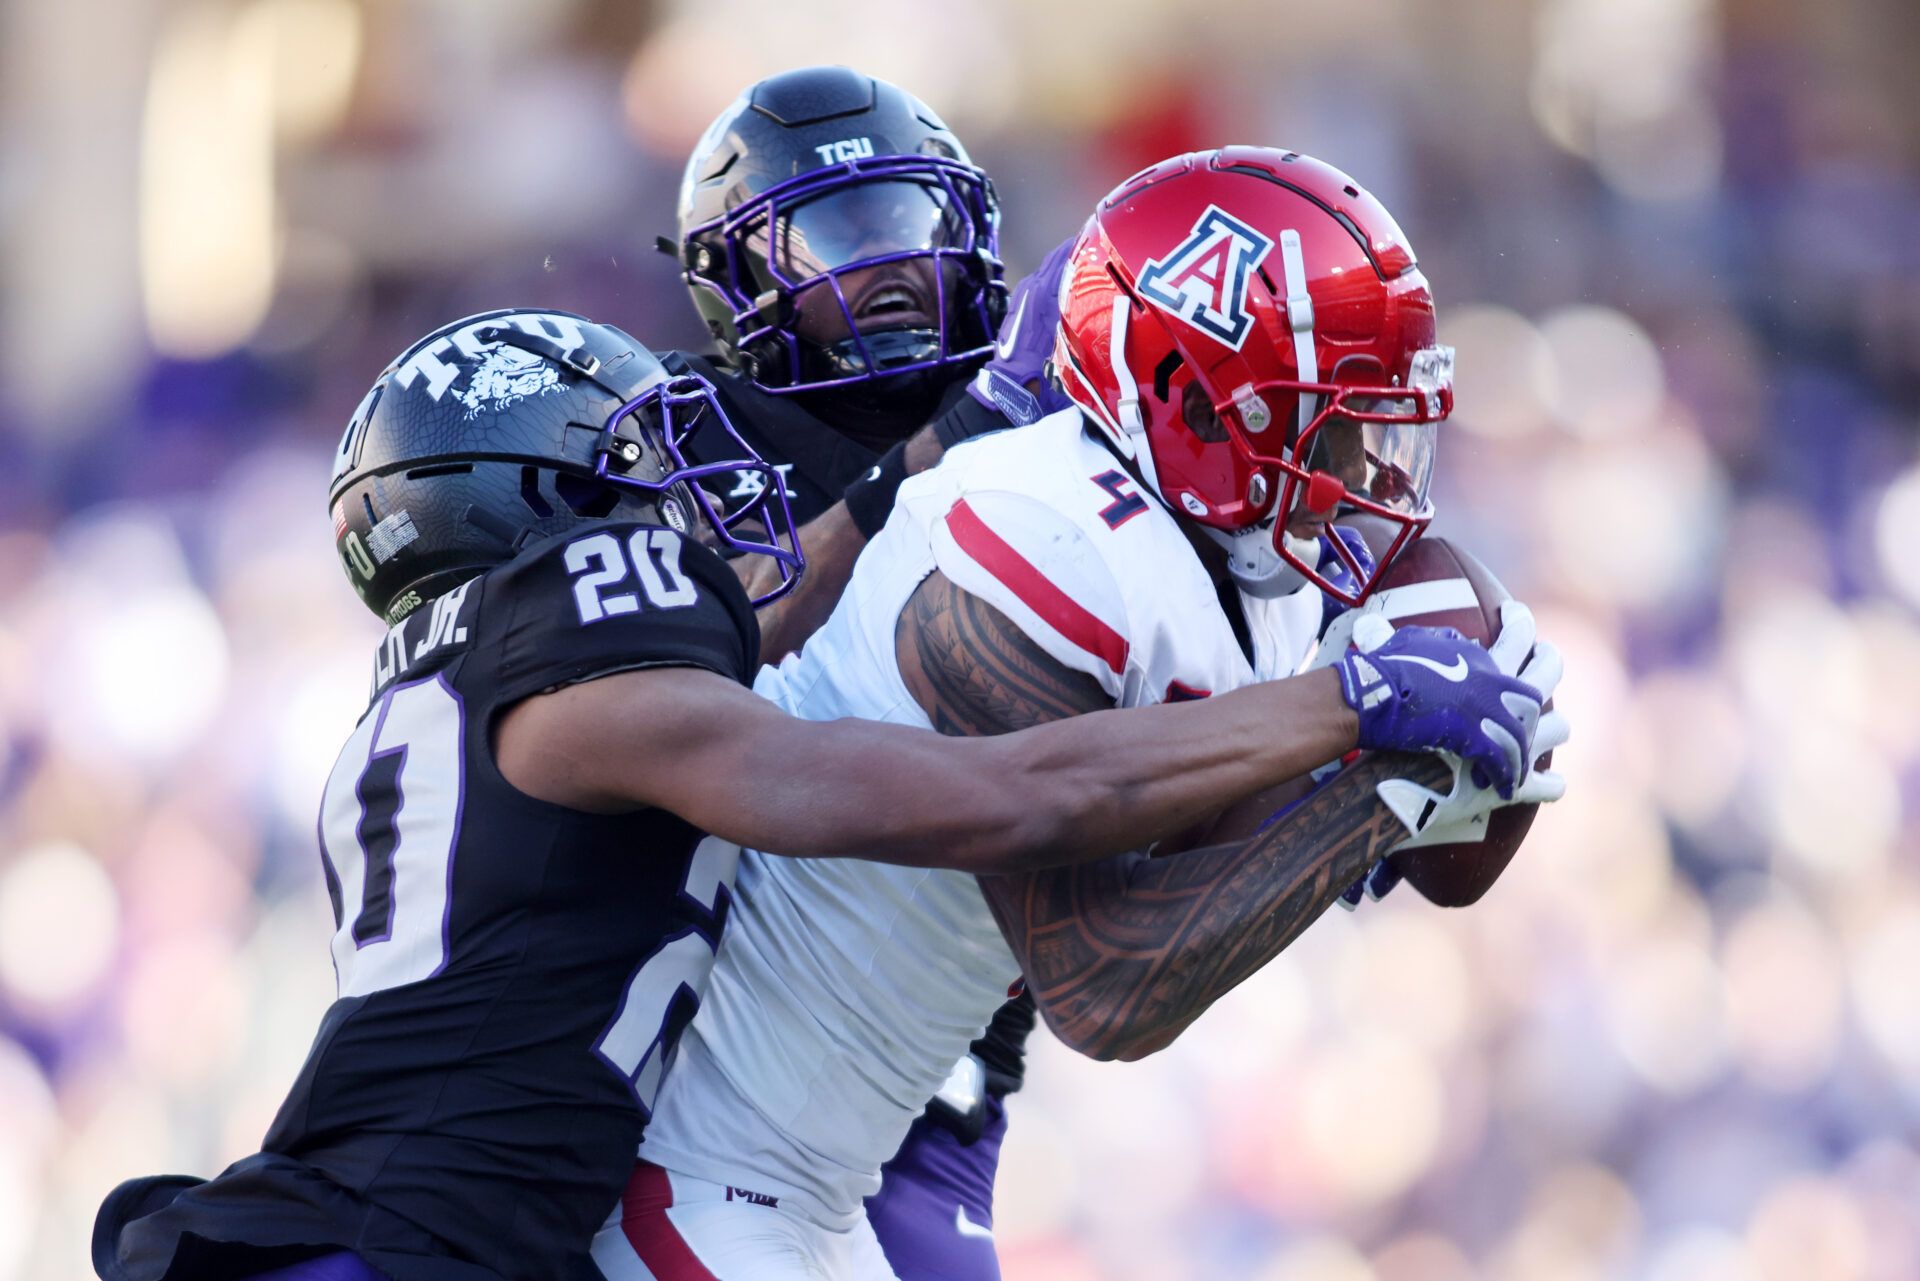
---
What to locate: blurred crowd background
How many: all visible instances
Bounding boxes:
[3,0,1919,1278]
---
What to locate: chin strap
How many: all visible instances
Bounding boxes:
[1199,522,1317,600]
[1110,294,1143,435]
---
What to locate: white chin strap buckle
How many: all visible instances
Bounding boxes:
[1201,522,1313,600]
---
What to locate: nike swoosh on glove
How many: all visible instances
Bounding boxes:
[1334,608,1546,798]
[1375,609,1569,850]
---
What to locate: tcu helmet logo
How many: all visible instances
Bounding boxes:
[813,137,875,165]
[1136,206,1276,351]
[393,313,586,405]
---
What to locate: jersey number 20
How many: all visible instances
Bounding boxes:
[566,528,698,624]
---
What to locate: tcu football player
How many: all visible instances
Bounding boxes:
[601,151,1565,1280]
[663,65,1044,661]
[660,66,1074,1281]
[92,311,1533,1281]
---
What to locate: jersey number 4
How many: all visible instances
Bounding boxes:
[1091,470,1148,529]
[317,676,465,999]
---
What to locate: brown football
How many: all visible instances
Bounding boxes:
[1346,527,1549,906]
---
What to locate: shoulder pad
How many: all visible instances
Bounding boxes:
[927,489,1131,701]
[474,522,759,709]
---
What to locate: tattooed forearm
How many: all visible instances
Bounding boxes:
[976,751,1447,1060]
[896,567,1448,1062]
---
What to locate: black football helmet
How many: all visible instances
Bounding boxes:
[329,309,803,623]
[675,66,1006,413]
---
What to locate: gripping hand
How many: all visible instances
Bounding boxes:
[1333,608,1545,799]
[1375,617,1568,849]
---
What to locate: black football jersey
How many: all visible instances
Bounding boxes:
[661,353,1038,1106]
[95,522,758,1281]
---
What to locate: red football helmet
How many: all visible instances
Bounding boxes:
[1053,147,1453,604]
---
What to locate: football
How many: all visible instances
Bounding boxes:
[1348,527,1550,906]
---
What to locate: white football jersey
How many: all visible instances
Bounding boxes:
[637,410,1324,1226]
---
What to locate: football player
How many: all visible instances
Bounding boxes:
[93,309,1539,1281]
[659,69,1442,1279]
[602,150,1567,1280]
[657,66,1071,1281]
[662,65,1061,660]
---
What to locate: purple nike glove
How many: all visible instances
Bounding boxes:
[1317,525,1376,635]
[964,234,1078,429]
[1334,617,1544,799]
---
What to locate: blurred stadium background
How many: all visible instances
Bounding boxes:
[3,0,1920,1277]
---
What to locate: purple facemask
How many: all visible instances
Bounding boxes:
[684,155,1006,394]
[591,373,805,605]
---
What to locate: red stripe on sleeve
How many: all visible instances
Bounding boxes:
[944,498,1128,676]
[619,1162,721,1281]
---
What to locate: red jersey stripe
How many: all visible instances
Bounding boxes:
[944,498,1128,676]
[619,1162,721,1281]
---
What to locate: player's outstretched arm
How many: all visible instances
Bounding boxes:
[890,569,1451,1061]
[491,634,1366,876]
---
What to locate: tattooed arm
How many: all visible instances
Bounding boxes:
[974,755,1440,1060]
[895,568,1447,1061]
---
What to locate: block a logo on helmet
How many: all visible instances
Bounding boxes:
[1135,206,1275,351]
[1053,148,1453,607]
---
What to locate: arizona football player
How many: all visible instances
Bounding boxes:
[92,310,1540,1281]
[661,66,1074,1281]
[603,151,1566,1280]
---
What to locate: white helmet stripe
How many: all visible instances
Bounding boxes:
[1063,352,1130,451]
[1109,294,1144,435]
[1279,229,1318,444]
[1105,294,1164,497]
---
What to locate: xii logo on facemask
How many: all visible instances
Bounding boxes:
[1136,207,1275,351]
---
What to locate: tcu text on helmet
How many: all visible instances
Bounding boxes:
[1135,206,1276,351]
[395,313,588,402]
[813,137,875,165]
